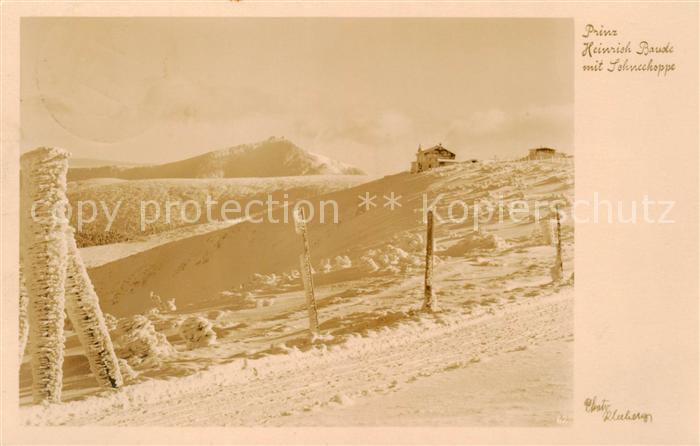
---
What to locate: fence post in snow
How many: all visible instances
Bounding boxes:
[294,207,320,335]
[551,205,564,282]
[63,231,123,389]
[423,210,436,311]
[20,148,70,403]
[21,147,123,403]
[18,256,29,364]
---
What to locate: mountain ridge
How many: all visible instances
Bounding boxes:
[67,137,365,181]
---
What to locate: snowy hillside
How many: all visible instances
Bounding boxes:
[87,158,573,316]
[68,158,146,168]
[67,137,365,181]
[20,157,574,426]
[67,175,370,247]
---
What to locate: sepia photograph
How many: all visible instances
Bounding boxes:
[1,3,697,445]
[17,17,574,426]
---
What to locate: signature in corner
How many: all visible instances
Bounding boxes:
[584,396,653,423]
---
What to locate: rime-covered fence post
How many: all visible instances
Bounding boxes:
[20,148,70,404]
[423,210,436,311]
[19,257,29,363]
[551,205,564,282]
[64,231,123,389]
[294,207,319,334]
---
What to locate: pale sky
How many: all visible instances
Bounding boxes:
[21,18,573,174]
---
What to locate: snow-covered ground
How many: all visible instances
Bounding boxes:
[22,289,572,426]
[20,158,574,426]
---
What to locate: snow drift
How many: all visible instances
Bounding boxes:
[178,316,217,349]
[86,158,574,317]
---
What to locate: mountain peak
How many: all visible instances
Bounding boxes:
[67,138,365,181]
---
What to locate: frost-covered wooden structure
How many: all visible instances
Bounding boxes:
[410,143,457,173]
[294,207,320,334]
[20,148,122,404]
[423,210,436,311]
[525,147,557,160]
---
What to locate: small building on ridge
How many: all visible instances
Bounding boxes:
[526,147,557,160]
[410,143,457,173]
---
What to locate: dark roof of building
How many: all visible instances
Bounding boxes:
[423,143,456,157]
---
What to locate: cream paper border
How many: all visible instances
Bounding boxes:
[1,2,698,444]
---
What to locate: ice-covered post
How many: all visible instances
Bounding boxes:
[18,258,29,363]
[294,207,319,334]
[551,205,564,282]
[20,148,70,403]
[21,147,123,402]
[423,210,436,311]
[63,232,123,389]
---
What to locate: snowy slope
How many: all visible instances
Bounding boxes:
[69,158,146,168]
[67,175,370,247]
[22,290,573,426]
[20,157,574,425]
[67,137,365,181]
[86,158,573,317]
